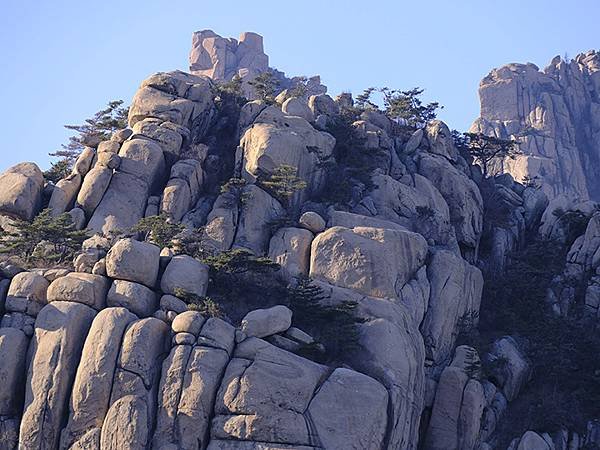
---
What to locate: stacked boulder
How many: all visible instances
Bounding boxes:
[0,31,559,450]
[30,71,217,237]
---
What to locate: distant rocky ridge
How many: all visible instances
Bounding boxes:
[471,50,600,202]
[0,30,599,450]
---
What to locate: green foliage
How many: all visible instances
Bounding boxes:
[172,227,212,261]
[258,165,307,206]
[216,75,244,97]
[380,87,440,127]
[174,288,224,318]
[320,108,378,206]
[219,177,250,208]
[354,87,378,110]
[131,214,184,249]
[248,71,279,104]
[480,238,600,440]
[286,277,363,364]
[215,75,247,106]
[43,159,71,183]
[220,177,248,195]
[0,209,88,267]
[203,249,280,276]
[552,208,593,245]
[416,205,435,220]
[50,100,129,169]
[462,132,521,177]
[289,76,309,98]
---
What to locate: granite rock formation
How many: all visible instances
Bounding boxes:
[471,51,600,201]
[0,30,598,450]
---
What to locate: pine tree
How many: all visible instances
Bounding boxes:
[287,277,362,363]
[354,87,378,110]
[463,132,520,177]
[258,165,307,205]
[173,288,224,318]
[50,100,129,169]
[248,72,279,103]
[380,87,440,127]
[131,214,185,249]
[0,209,88,266]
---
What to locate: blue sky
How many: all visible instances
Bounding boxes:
[1,0,598,171]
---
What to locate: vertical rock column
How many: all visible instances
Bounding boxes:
[17,270,110,449]
[0,272,49,450]
[99,317,170,449]
[18,301,97,450]
[86,71,215,235]
[153,313,236,449]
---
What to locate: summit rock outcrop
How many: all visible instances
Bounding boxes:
[471,50,600,201]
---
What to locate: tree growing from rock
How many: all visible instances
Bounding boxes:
[174,288,224,318]
[258,165,307,206]
[286,276,363,364]
[0,209,88,267]
[289,76,309,98]
[462,132,520,178]
[248,71,279,104]
[131,214,185,249]
[48,100,129,174]
[380,87,440,127]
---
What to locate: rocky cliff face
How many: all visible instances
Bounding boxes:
[471,51,600,201]
[0,31,598,450]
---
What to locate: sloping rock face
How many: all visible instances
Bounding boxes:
[471,50,600,201]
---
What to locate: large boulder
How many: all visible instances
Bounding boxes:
[47,272,110,311]
[0,162,44,220]
[240,305,293,338]
[268,227,313,281]
[417,153,484,256]
[128,71,215,132]
[310,226,428,299]
[19,302,97,450]
[486,336,531,401]
[60,307,138,449]
[424,346,485,450]
[238,106,335,196]
[307,368,388,450]
[420,249,484,365]
[76,166,113,218]
[161,255,209,298]
[154,317,235,449]
[118,138,166,191]
[368,173,457,249]
[48,173,82,216]
[131,118,186,164]
[0,328,29,415]
[107,280,158,317]
[212,338,328,446]
[205,184,285,255]
[87,172,149,234]
[105,238,160,288]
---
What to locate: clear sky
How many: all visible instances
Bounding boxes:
[1,0,598,172]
